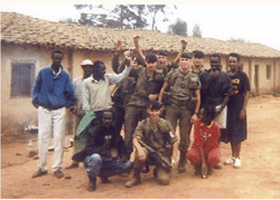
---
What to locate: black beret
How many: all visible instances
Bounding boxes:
[192,50,205,58]
[181,52,192,59]
[147,101,161,110]
[157,50,167,56]
[146,54,158,63]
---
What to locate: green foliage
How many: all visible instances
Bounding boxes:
[73,4,176,30]
[192,24,202,38]
[168,18,187,36]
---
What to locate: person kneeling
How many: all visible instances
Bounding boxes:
[125,101,178,188]
[72,110,132,191]
[186,106,221,179]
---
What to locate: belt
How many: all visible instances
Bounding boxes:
[170,98,189,107]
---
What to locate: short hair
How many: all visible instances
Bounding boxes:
[228,53,240,62]
[203,105,216,121]
[52,49,64,57]
[93,60,105,69]
[145,54,158,63]
[102,109,114,118]
[192,50,205,59]
[210,53,221,62]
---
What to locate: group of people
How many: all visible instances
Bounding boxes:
[30,36,250,192]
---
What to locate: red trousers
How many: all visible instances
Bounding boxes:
[186,147,221,168]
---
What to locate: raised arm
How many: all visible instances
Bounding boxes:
[111,40,123,73]
[173,39,188,64]
[133,35,146,66]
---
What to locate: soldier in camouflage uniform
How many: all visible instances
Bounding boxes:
[124,54,165,159]
[111,41,144,134]
[133,35,188,77]
[159,52,201,173]
[192,50,206,76]
[125,101,178,188]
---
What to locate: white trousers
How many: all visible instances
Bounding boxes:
[37,106,66,171]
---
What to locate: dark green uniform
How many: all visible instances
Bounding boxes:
[164,68,200,170]
[133,117,178,184]
[124,68,164,155]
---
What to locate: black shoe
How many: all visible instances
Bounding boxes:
[65,163,79,170]
[100,176,111,184]
[32,169,48,179]
[213,163,223,170]
[87,181,96,191]
[153,168,158,178]
[54,169,64,179]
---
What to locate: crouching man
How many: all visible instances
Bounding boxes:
[72,110,132,192]
[125,101,179,188]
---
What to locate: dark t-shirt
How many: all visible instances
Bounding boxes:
[199,70,232,107]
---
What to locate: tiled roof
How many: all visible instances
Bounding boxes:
[1,12,280,58]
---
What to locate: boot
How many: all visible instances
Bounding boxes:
[99,171,111,184]
[177,150,187,173]
[125,169,141,188]
[87,176,97,192]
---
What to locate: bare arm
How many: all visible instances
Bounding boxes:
[191,89,201,123]
[111,40,122,73]
[239,90,249,119]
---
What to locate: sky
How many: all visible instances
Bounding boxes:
[1,3,280,51]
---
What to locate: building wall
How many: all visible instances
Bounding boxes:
[2,43,280,133]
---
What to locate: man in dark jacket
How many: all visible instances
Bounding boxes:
[72,110,132,192]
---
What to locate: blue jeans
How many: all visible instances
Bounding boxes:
[83,153,132,178]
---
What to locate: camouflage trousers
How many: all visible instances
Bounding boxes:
[124,106,149,155]
[165,104,193,152]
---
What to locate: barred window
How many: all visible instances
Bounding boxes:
[11,63,35,98]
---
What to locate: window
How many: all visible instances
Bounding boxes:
[266,65,271,80]
[11,63,35,98]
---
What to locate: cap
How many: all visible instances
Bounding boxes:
[181,52,192,59]
[147,101,161,110]
[81,59,93,66]
[157,50,167,57]
[145,54,158,63]
[192,50,205,59]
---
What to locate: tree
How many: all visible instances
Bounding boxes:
[192,24,202,38]
[73,4,176,30]
[168,18,187,36]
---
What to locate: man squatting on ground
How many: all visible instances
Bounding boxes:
[125,101,179,188]
[72,110,132,192]
[31,50,77,179]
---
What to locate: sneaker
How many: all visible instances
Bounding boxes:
[224,157,235,165]
[65,163,79,170]
[233,158,241,168]
[32,169,48,179]
[54,169,64,179]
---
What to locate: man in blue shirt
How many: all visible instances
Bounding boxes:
[31,50,77,179]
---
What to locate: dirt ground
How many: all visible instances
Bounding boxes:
[1,95,280,199]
